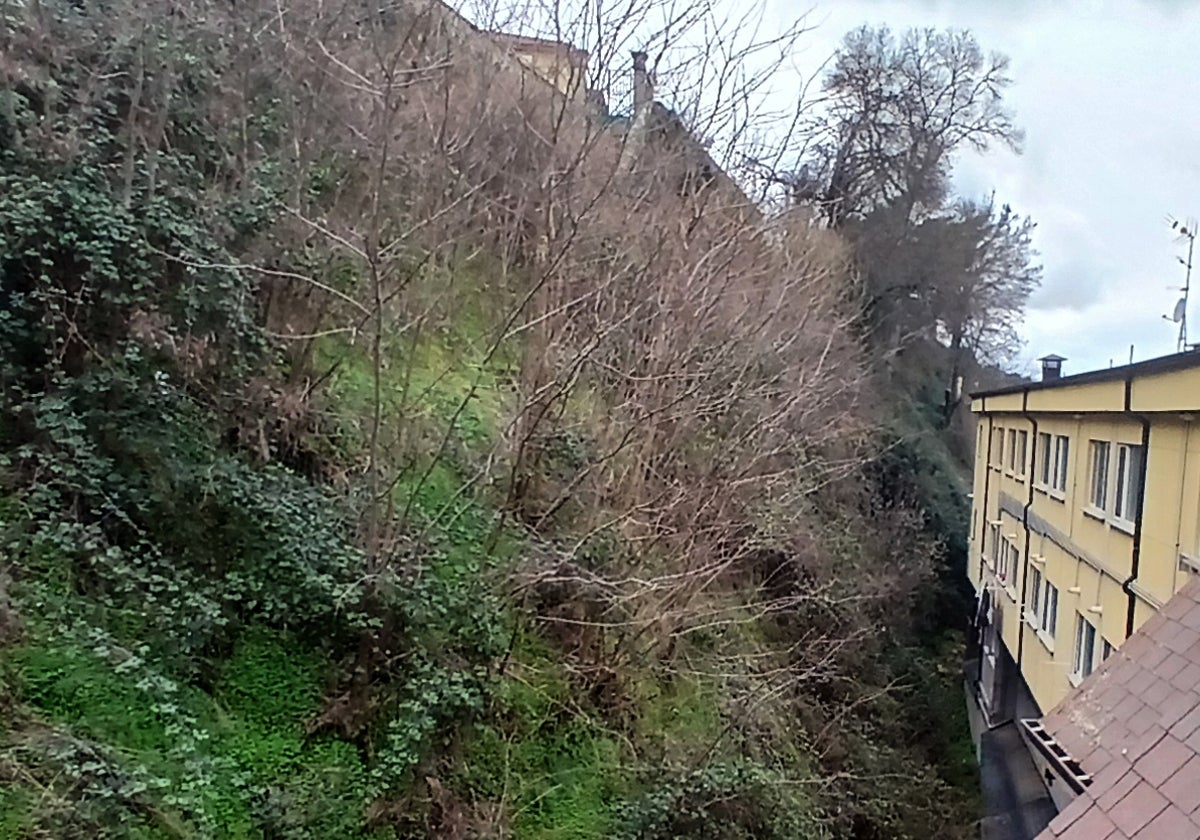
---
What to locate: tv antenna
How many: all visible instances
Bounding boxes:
[1166,217,1196,352]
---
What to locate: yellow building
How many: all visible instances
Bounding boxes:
[488,32,589,98]
[968,351,1200,723]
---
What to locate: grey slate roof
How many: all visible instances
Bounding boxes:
[1037,577,1200,840]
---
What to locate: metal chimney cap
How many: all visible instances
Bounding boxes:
[1039,354,1065,381]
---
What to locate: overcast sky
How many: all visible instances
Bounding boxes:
[760,0,1200,377]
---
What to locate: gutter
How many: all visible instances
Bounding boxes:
[1022,719,1093,796]
[971,348,1200,400]
[1121,374,1152,638]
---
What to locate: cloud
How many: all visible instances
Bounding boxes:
[764,0,1200,372]
[1027,260,1104,311]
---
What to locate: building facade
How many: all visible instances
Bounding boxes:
[487,32,589,98]
[968,352,1200,722]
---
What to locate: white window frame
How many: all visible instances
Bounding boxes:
[1037,432,1052,486]
[1051,435,1070,494]
[1113,443,1144,526]
[1038,581,1058,645]
[992,428,1005,468]
[998,538,1019,596]
[988,523,1000,568]
[1028,567,1042,626]
[1015,430,1028,477]
[1007,429,1018,473]
[1072,614,1099,683]
[1088,439,1110,512]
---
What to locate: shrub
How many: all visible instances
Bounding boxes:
[6,380,369,661]
[613,761,827,840]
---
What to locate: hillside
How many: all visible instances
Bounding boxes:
[0,1,981,838]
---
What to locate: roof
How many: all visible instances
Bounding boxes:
[1037,577,1200,840]
[971,349,1200,399]
[1039,354,1067,362]
[487,31,589,62]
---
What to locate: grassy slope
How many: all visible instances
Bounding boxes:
[0,280,979,839]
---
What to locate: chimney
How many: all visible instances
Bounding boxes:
[1039,354,1066,382]
[632,50,653,113]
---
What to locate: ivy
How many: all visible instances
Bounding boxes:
[613,761,828,840]
[371,655,489,793]
[6,376,371,660]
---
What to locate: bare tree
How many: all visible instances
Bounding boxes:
[802,26,1022,228]
[933,199,1041,388]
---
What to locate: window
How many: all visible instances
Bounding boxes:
[1073,614,1098,679]
[1052,435,1070,492]
[1015,430,1028,476]
[988,523,1000,567]
[1039,581,1058,637]
[1007,429,1018,471]
[1038,432,1052,485]
[1102,639,1114,661]
[1028,567,1042,627]
[1028,568,1058,638]
[998,538,1018,587]
[1088,440,1110,510]
[992,428,1005,467]
[1113,444,1145,523]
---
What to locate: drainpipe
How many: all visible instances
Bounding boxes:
[1171,423,1192,593]
[974,400,996,690]
[978,401,995,584]
[1122,374,1151,638]
[1017,388,1038,670]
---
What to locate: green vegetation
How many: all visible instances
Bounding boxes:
[7,629,375,838]
[0,1,989,837]
[614,761,826,840]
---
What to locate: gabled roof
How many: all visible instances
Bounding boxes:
[1037,577,1200,840]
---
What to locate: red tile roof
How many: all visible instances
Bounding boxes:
[1037,577,1200,839]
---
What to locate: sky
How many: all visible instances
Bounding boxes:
[763,0,1200,377]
